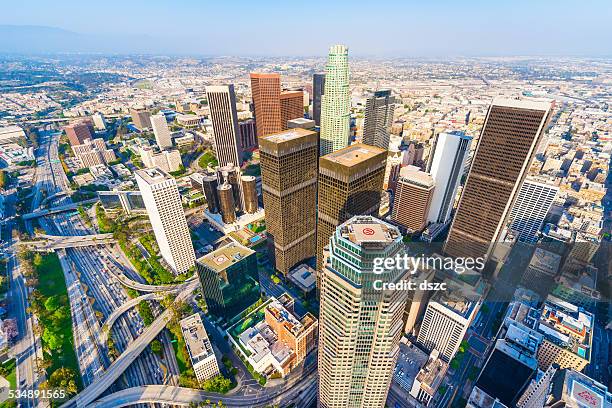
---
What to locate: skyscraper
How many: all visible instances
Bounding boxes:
[444,98,553,260]
[508,177,559,243]
[391,166,435,233]
[240,175,258,214]
[250,73,282,137]
[260,128,318,275]
[280,90,304,128]
[318,216,409,408]
[362,90,395,150]
[206,85,243,167]
[135,168,196,274]
[319,44,350,155]
[312,73,325,126]
[316,143,387,273]
[151,113,173,149]
[426,131,472,224]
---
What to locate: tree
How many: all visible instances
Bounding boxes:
[42,328,62,350]
[0,170,6,189]
[202,375,232,393]
[44,295,61,312]
[151,339,163,355]
[47,367,78,395]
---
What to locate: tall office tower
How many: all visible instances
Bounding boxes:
[130,108,152,130]
[318,216,409,408]
[217,182,236,224]
[250,73,282,137]
[196,242,259,319]
[241,175,258,214]
[280,90,304,128]
[362,90,395,150]
[312,73,325,126]
[151,113,173,149]
[238,118,257,150]
[444,98,553,260]
[471,323,542,407]
[391,166,435,233]
[206,85,243,167]
[426,131,472,224]
[64,121,92,146]
[259,128,318,275]
[135,168,196,274]
[416,282,480,362]
[202,174,220,214]
[316,143,387,273]
[217,165,242,212]
[508,178,559,243]
[319,44,350,155]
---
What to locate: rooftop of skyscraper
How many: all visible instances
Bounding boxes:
[338,216,400,246]
[135,167,172,184]
[197,242,254,273]
[491,97,553,112]
[321,143,385,167]
[398,165,435,188]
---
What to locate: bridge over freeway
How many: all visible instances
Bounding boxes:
[22,198,99,220]
[20,233,116,251]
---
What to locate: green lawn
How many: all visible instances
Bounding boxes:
[34,253,83,391]
[198,150,218,169]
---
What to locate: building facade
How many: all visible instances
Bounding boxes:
[426,131,472,224]
[135,168,196,274]
[64,121,93,146]
[180,313,220,383]
[319,44,350,156]
[250,73,282,137]
[316,143,387,274]
[508,178,559,243]
[259,128,318,275]
[151,113,173,149]
[130,108,152,130]
[312,73,325,126]
[391,166,435,232]
[318,216,409,408]
[206,85,243,167]
[280,90,304,128]
[72,138,116,168]
[362,90,395,150]
[444,98,553,260]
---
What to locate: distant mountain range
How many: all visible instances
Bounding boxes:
[0,25,183,55]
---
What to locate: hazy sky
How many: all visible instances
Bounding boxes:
[4,0,612,56]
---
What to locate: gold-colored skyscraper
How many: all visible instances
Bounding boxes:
[259,128,318,276]
[444,98,553,261]
[316,143,387,274]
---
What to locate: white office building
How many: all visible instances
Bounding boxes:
[417,282,480,362]
[508,178,559,243]
[151,113,173,149]
[427,131,472,224]
[135,168,195,274]
[180,313,220,383]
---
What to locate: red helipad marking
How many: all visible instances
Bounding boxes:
[362,228,375,236]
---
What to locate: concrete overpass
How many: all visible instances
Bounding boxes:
[87,369,317,408]
[60,280,200,408]
[20,234,116,251]
[22,198,98,220]
[100,292,166,346]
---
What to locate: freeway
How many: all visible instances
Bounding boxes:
[99,292,166,346]
[88,367,318,408]
[19,233,116,250]
[59,280,200,408]
[22,198,99,220]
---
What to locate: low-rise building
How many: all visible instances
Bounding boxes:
[236,294,317,378]
[180,313,220,383]
[72,138,116,169]
[0,143,34,165]
[0,125,27,145]
[139,145,182,173]
[410,349,449,406]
